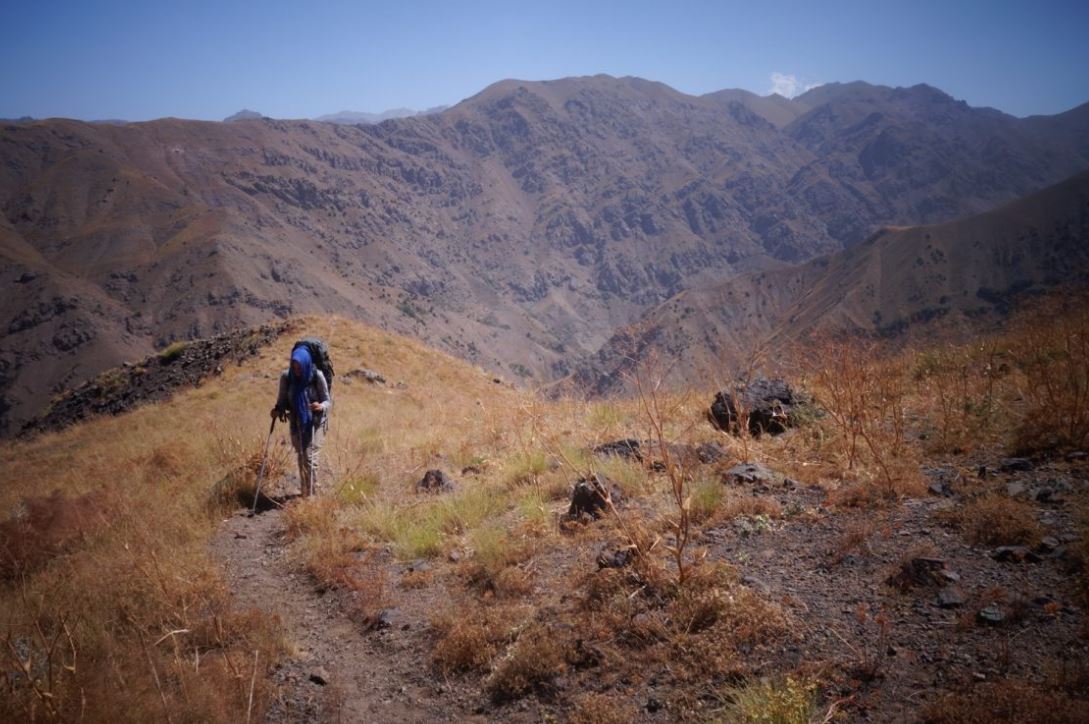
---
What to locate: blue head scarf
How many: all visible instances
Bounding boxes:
[290,346,313,446]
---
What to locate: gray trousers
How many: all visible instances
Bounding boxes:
[292,422,325,496]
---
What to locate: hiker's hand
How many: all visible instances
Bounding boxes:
[270,407,278,419]
[309,402,323,412]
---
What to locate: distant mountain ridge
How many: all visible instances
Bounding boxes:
[314,106,449,124]
[565,168,1089,394]
[2,74,1089,433]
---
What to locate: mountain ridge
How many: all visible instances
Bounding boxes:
[2,74,1089,433]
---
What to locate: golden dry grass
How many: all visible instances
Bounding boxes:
[3,298,1086,719]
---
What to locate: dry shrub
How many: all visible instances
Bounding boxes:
[946,494,1042,547]
[486,622,570,701]
[923,680,1089,723]
[430,604,526,675]
[800,336,923,501]
[912,343,1007,452]
[208,435,291,511]
[568,692,638,724]
[0,490,112,580]
[1007,298,1089,454]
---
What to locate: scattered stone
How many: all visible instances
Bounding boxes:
[567,474,622,519]
[309,668,330,686]
[708,378,808,436]
[1038,536,1061,554]
[936,586,966,608]
[596,545,635,569]
[417,469,456,494]
[888,557,949,590]
[344,367,386,385]
[646,697,662,713]
[594,439,643,462]
[999,457,1034,473]
[695,441,727,464]
[740,574,771,595]
[1066,451,1088,462]
[991,546,1042,563]
[977,605,1005,626]
[723,462,778,487]
[1006,482,1027,498]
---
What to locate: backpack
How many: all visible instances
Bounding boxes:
[293,338,334,395]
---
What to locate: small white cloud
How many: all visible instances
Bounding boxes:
[768,73,822,99]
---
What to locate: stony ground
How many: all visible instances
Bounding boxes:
[211,447,1088,723]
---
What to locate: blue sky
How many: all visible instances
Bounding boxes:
[2,0,1087,121]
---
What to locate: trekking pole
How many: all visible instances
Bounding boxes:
[250,417,277,517]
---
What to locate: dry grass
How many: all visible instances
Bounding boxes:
[944,494,1043,547]
[5,299,1088,718]
[922,680,1089,723]
[430,603,530,675]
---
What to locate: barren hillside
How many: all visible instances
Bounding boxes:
[3,75,1089,432]
[569,169,1089,393]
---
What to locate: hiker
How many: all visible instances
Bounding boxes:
[271,345,331,496]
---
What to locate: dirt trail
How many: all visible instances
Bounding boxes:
[212,481,485,723]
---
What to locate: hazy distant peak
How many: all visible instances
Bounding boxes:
[314,107,446,124]
[224,109,264,122]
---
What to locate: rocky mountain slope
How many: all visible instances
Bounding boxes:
[568,169,1089,394]
[2,74,1089,432]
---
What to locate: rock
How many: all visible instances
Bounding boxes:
[991,546,1042,563]
[695,441,727,464]
[567,474,622,519]
[417,469,456,494]
[593,439,643,462]
[375,609,396,630]
[887,557,949,590]
[708,378,807,436]
[345,367,386,385]
[596,545,635,569]
[1032,535,1058,553]
[740,574,771,595]
[1006,482,1027,498]
[999,457,1034,473]
[309,667,330,686]
[977,605,1005,625]
[1065,451,1087,462]
[723,462,778,487]
[646,697,663,713]
[936,586,966,608]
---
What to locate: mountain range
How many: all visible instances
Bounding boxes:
[563,168,1089,394]
[2,74,1089,434]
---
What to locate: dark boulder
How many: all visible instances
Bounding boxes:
[593,439,643,462]
[596,545,635,569]
[695,441,727,464]
[709,378,805,436]
[417,469,456,493]
[722,462,778,487]
[567,474,622,519]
